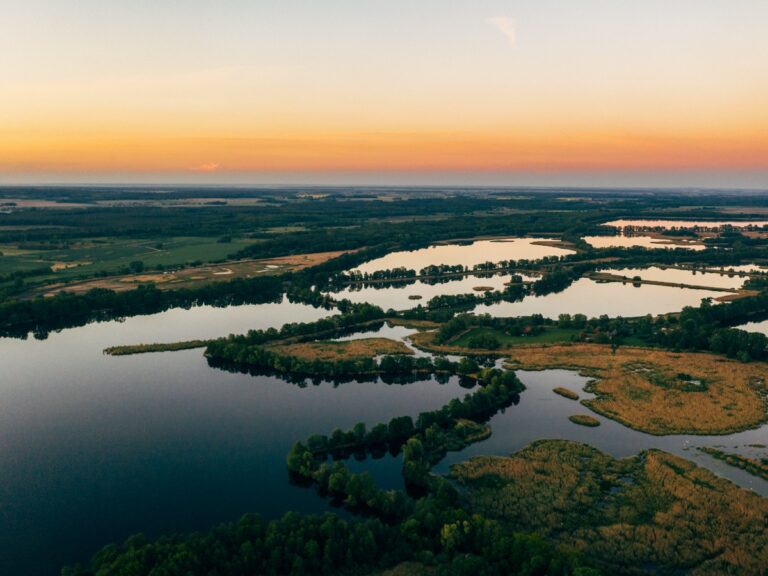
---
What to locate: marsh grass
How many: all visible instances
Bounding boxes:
[452,440,768,576]
[504,344,768,435]
[267,337,412,361]
[569,414,600,427]
[553,387,579,400]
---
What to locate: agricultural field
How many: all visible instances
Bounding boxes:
[503,344,768,435]
[0,236,259,291]
[452,439,768,576]
[37,250,349,296]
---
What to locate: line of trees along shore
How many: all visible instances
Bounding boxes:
[3,235,766,340]
[430,292,768,362]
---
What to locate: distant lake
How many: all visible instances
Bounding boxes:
[603,219,768,229]
[599,266,747,290]
[354,237,574,273]
[474,278,723,318]
[330,273,513,311]
[738,319,768,336]
[583,235,705,250]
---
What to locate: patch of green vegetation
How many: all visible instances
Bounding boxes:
[104,340,210,356]
[451,326,581,348]
[1,236,259,295]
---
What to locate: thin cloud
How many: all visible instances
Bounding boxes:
[489,16,516,46]
[190,162,221,173]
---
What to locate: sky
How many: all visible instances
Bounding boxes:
[1,0,768,187]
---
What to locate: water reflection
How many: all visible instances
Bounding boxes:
[474,278,723,318]
[599,266,747,290]
[584,235,705,250]
[0,304,470,576]
[331,273,512,310]
[354,237,573,274]
[603,219,768,229]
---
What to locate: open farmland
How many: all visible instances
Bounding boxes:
[38,250,349,296]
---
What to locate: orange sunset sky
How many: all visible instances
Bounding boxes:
[1,0,767,186]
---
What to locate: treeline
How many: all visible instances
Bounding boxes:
[645,296,768,361]
[0,247,387,339]
[430,293,768,362]
[207,335,482,382]
[211,302,385,347]
[332,255,563,286]
[0,275,290,338]
[288,367,523,506]
[531,263,597,296]
[64,505,596,576]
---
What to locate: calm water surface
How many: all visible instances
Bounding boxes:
[0,303,473,575]
[354,238,573,274]
[331,273,513,311]
[584,235,705,250]
[600,266,746,289]
[738,319,768,336]
[604,219,768,229]
[473,278,723,318]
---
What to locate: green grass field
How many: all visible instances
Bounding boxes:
[0,236,258,286]
[450,326,581,347]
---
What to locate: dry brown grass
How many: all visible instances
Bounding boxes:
[267,338,412,361]
[553,387,579,400]
[452,440,768,576]
[569,414,600,427]
[714,290,760,302]
[503,343,767,435]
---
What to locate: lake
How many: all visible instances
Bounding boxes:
[330,273,513,311]
[353,237,574,273]
[604,219,768,229]
[598,266,747,290]
[583,235,705,250]
[473,277,724,318]
[0,303,474,575]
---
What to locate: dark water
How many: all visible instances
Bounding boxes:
[3,295,767,574]
[0,302,472,575]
